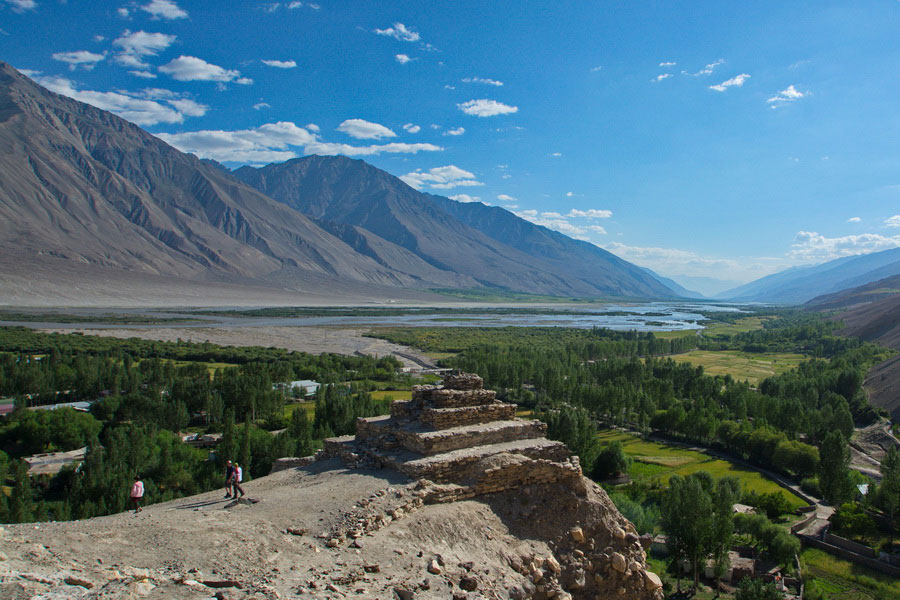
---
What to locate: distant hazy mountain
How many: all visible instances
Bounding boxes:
[0,62,436,301]
[234,156,680,299]
[806,274,900,311]
[717,247,900,304]
[636,268,705,299]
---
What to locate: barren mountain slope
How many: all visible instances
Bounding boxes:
[0,63,447,301]
[234,156,677,299]
[1,460,658,600]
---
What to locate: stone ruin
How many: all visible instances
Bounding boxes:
[322,372,582,502]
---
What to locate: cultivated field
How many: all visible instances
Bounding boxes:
[668,349,806,385]
[596,430,807,511]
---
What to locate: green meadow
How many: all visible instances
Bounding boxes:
[667,349,807,385]
[596,429,807,510]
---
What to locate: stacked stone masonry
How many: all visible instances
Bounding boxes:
[324,372,581,499]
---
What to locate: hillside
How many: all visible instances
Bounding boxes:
[0,459,658,600]
[718,247,900,304]
[1,63,471,307]
[805,275,900,420]
[233,156,680,299]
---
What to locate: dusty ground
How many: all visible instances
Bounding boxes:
[850,421,900,478]
[0,459,635,600]
[40,326,435,370]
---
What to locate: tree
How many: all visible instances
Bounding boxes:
[818,431,854,506]
[734,577,784,600]
[711,477,741,596]
[877,446,900,540]
[239,415,252,480]
[219,410,236,465]
[662,473,713,592]
[289,406,315,457]
[9,459,33,523]
[592,441,632,480]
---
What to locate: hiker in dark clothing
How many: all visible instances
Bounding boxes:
[224,460,235,498]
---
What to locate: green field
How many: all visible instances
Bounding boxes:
[801,548,900,600]
[370,389,412,402]
[283,400,316,420]
[701,316,771,337]
[668,349,806,385]
[597,430,807,511]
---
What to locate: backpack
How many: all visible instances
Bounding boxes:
[235,466,243,483]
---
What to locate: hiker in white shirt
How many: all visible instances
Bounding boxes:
[232,463,245,498]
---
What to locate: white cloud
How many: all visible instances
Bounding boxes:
[789,230,900,262]
[141,0,187,19]
[695,58,724,76]
[709,73,750,92]
[767,84,808,107]
[129,70,157,78]
[2,0,36,12]
[375,23,420,42]
[156,122,318,163]
[444,84,455,90]
[457,99,518,117]
[497,194,516,202]
[305,123,319,132]
[402,123,420,134]
[449,194,480,203]
[659,61,676,67]
[159,56,250,84]
[848,217,861,223]
[253,102,271,110]
[550,152,562,157]
[514,210,595,240]
[305,141,442,157]
[567,209,612,219]
[167,98,207,117]
[400,165,482,190]
[29,74,205,126]
[585,225,608,234]
[605,242,785,282]
[117,7,130,17]
[443,127,465,136]
[261,59,297,69]
[336,118,396,140]
[93,35,106,42]
[52,50,106,70]
[590,65,603,72]
[113,30,176,69]
[394,54,412,64]
[462,77,503,86]
[886,216,900,228]
[654,73,671,82]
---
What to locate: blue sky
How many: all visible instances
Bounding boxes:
[2,0,899,294]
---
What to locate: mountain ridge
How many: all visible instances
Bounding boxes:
[233,156,682,299]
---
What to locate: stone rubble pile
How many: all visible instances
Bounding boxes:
[323,373,581,502]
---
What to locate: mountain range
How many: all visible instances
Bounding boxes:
[0,62,685,305]
[718,247,900,304]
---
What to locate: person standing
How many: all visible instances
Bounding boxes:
[224,460,235,499]
[232,462,245,499]
[131,476,144,513]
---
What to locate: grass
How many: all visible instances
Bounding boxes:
[369,390,412,402]
[701,316,772,337]
[596,430,807,511]
[283,401,316,420]
[667,350,806,385]
[801,548,900,600]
